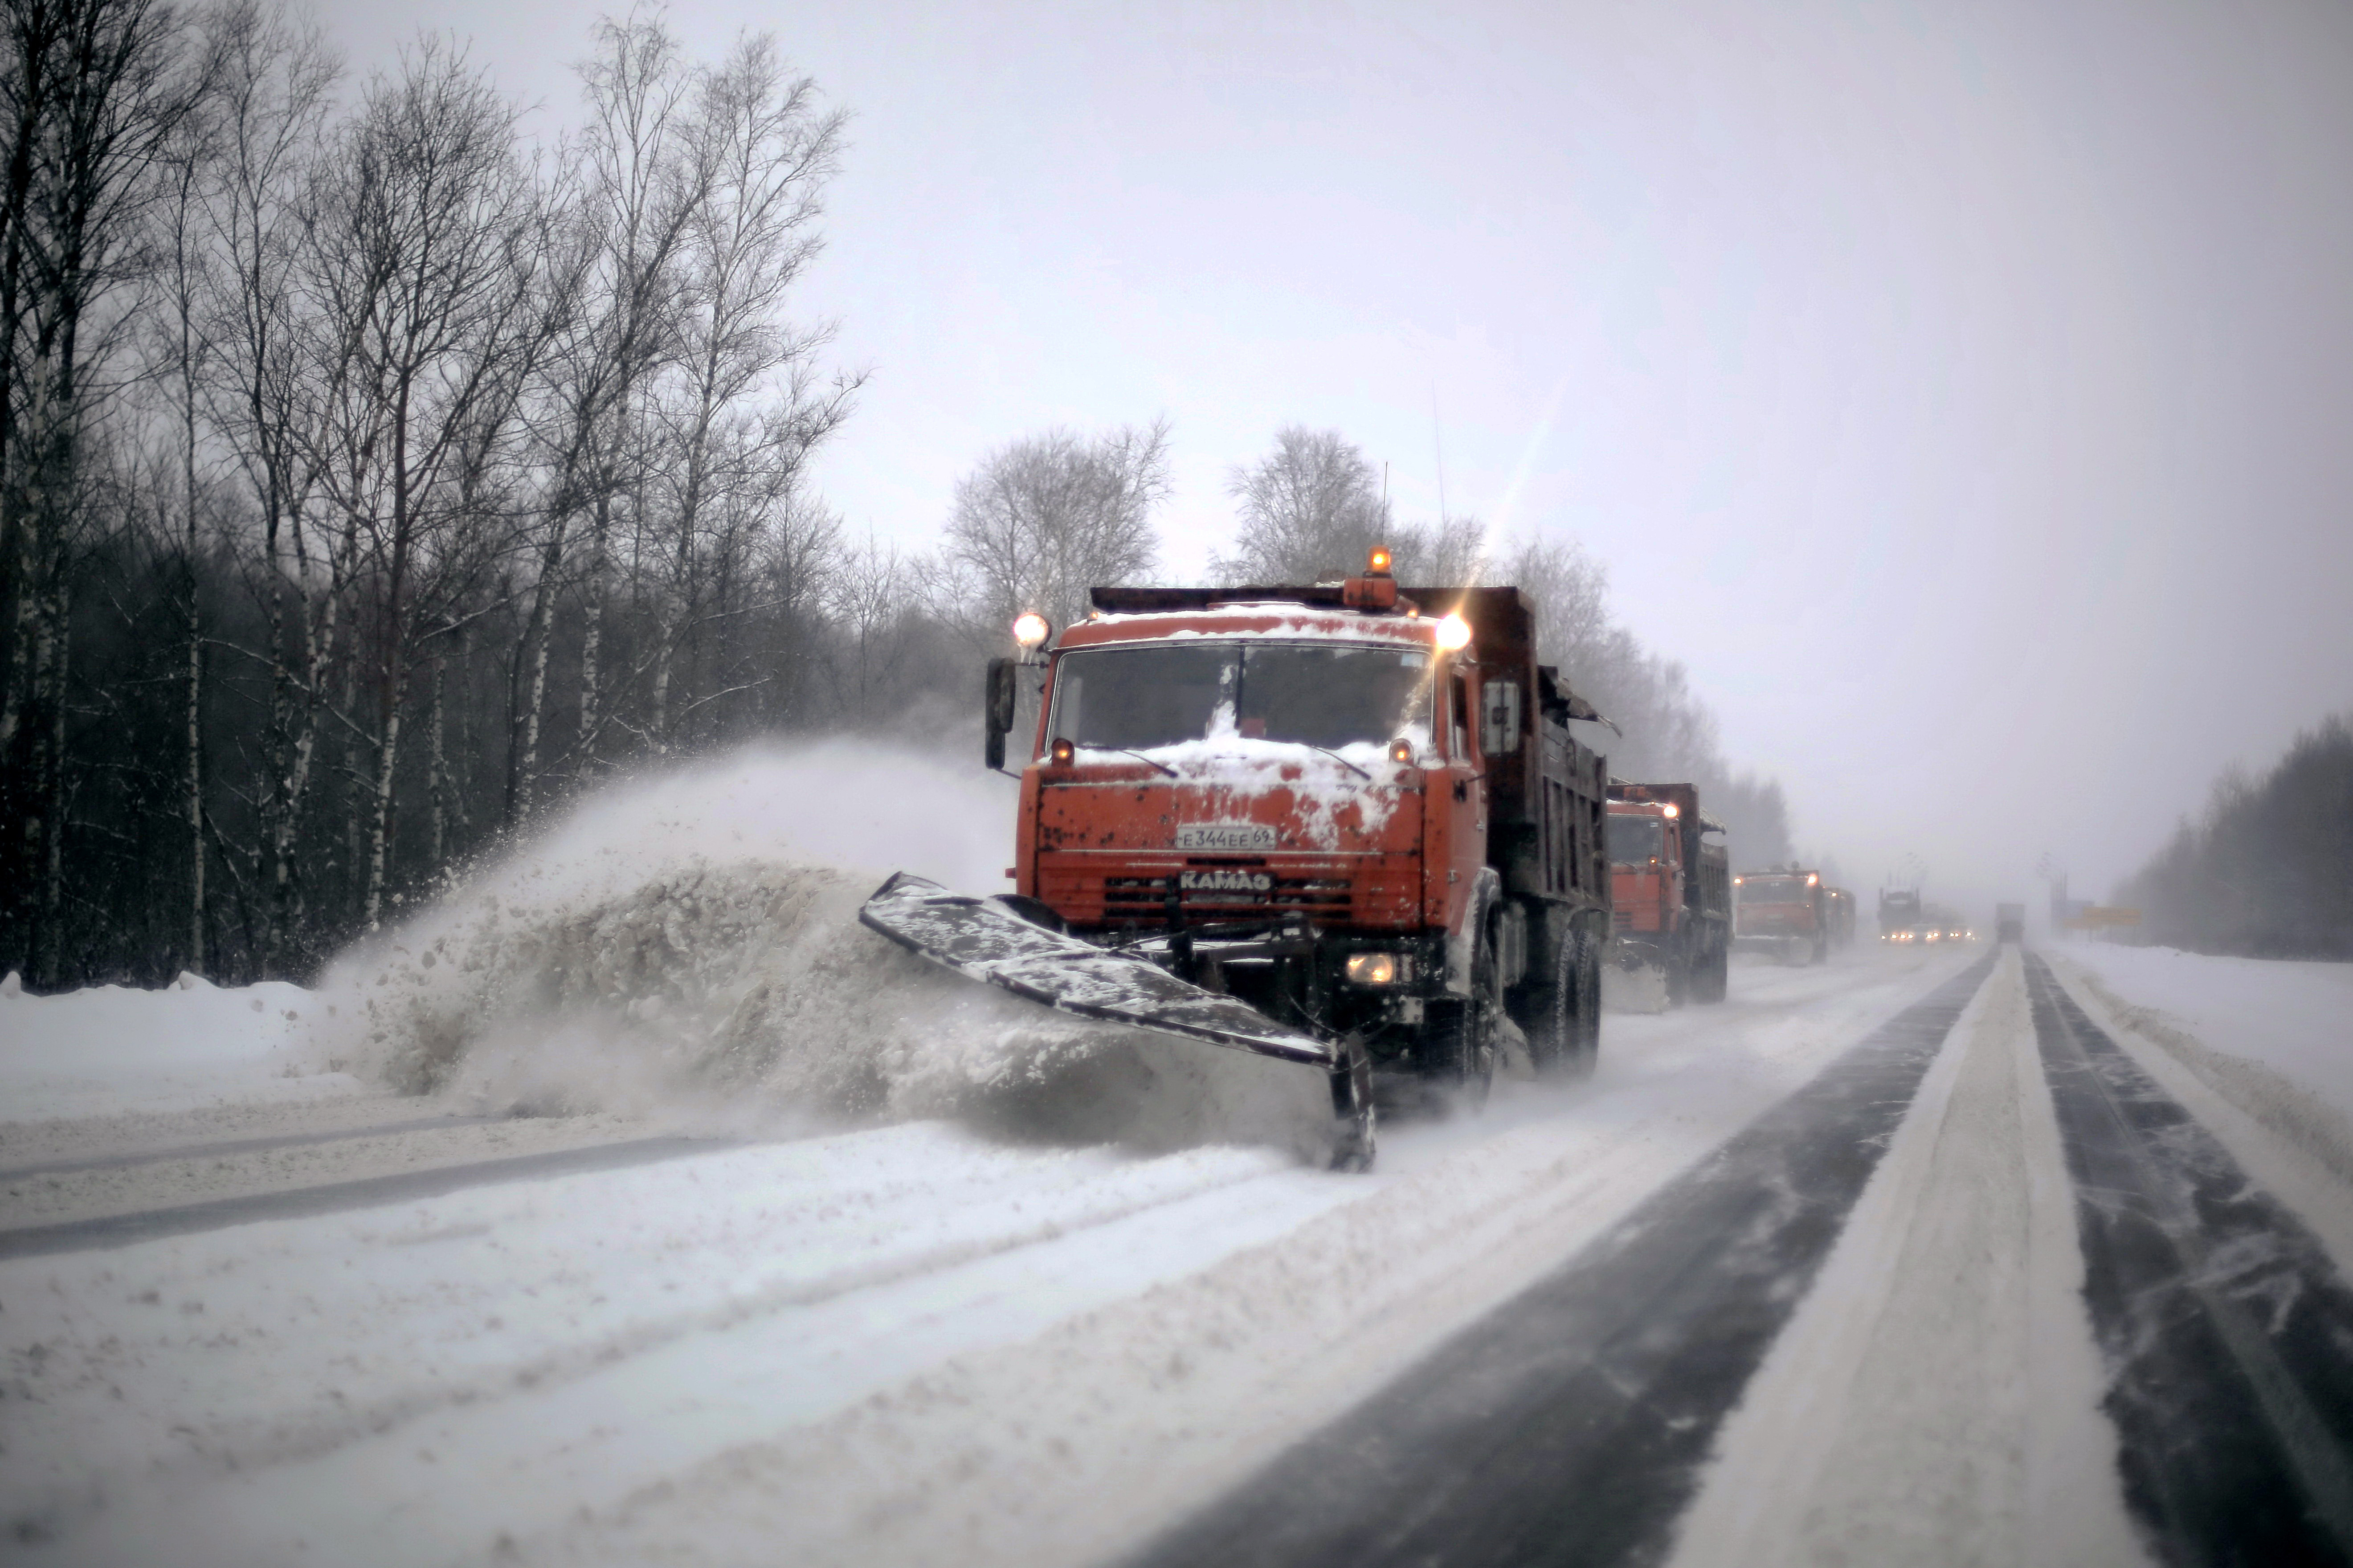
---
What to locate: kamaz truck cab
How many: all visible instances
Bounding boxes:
[1604,782,1730,1003]
[1733,865,1829,964]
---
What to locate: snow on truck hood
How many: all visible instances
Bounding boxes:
[1059,604,1439,648]
[1042,735,1420,851]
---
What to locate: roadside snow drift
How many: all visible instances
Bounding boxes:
[318,743,1332,1158]
[0,972,354,1123]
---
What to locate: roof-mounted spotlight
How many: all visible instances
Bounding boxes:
[1012,611,1052,650]
[1434,612,1472,652]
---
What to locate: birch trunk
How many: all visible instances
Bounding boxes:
[426,652,446,868]
[576,489,610,764]
[507,514,566,823]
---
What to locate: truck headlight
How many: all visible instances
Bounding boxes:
[1345,952,1399,985]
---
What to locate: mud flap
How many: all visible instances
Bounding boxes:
[858,873,1336,1069]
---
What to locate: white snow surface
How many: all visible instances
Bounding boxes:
[4,936,1980,1566]
[0,972,357,1123]
[2064,943,2353,1132]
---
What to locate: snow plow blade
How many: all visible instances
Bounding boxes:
[858,873,1336,1068]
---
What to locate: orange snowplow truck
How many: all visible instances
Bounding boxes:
[1733,866,1830,964]
[986,558,1615,1099]
[1605,783,1731,1003]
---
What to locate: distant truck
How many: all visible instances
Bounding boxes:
[1605,782,1731,1004]
[1879,886,1924,944]
[1996,902,2026,943]
[1734,866,1829,964]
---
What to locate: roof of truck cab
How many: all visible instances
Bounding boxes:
[1054,603,1441,651]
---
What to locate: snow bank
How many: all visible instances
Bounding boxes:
[2059,944,2353,1186]
[0,971,357,1123]
[316,741,1331,1158]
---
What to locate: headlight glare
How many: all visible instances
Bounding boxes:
[1345,951,1399,986]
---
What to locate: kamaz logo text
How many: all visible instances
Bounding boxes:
[1180,870,1273,894]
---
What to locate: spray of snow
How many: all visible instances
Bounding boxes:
[314,740,1331,1158]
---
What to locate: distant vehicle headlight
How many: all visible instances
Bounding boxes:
[1345,952,1399,986]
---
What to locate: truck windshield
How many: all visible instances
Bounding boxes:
[1606,816,1663,863]
[1740,878,1808,904]
[1049,641,1430,753]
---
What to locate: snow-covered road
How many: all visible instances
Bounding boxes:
[8,931,2353,1567]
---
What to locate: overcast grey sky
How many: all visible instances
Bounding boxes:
[317,0,2353,914]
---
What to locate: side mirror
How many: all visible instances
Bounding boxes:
[984,657,1017,771]
[1480,678,1522,757]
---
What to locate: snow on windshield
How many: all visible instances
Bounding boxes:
[1050,641,1431,752]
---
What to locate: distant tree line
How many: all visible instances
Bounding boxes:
[2116,715,2353,958]
[0,0,1793,990]
[0,0,895,986]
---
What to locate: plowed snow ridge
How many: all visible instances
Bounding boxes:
[312,743,1331,1159]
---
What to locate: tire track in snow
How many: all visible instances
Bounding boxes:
[0,1138,1300,1547]
[2026,951,2353,1567]
[0,1136,727,1259]
[1122,953,1997,1568]
[0,1114,512,1183]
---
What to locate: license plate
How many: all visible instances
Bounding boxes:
[1175,823,1276,851]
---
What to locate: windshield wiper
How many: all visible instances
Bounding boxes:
[1076,741,1178,778]
[1298,743,1371,781]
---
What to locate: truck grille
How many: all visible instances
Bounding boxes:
[1034,854,1422,930]
[1101,873,1352,915]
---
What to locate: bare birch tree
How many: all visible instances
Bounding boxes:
[298,37,547,930]
[645,33,853,753]
[0,0,197,980]
[939,417,1170,639]
[196,0,338,964]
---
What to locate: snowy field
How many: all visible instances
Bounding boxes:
[5,749,2352,1566]
[2057,941,2353,1182]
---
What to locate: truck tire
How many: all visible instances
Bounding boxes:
[1525,929,1575,1072]
[1423,932,1499,1111]
[1703,935,1730,1002]
[1567,928,1603,1078]
[1665,946,1691,1008]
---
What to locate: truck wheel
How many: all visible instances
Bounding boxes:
[1705,938,1730,1002]
[1424,933,1499,1110]
[1544,929,1601,1078]
[1328,1037,1376,1172]
[1665,949,1690,1009]
[1527,931,1575,1071]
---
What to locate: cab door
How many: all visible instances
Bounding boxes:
[1425,662,1488,936]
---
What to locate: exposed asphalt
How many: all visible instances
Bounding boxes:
[1123,954,1998,1568]
[2026,951,2353,1568]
